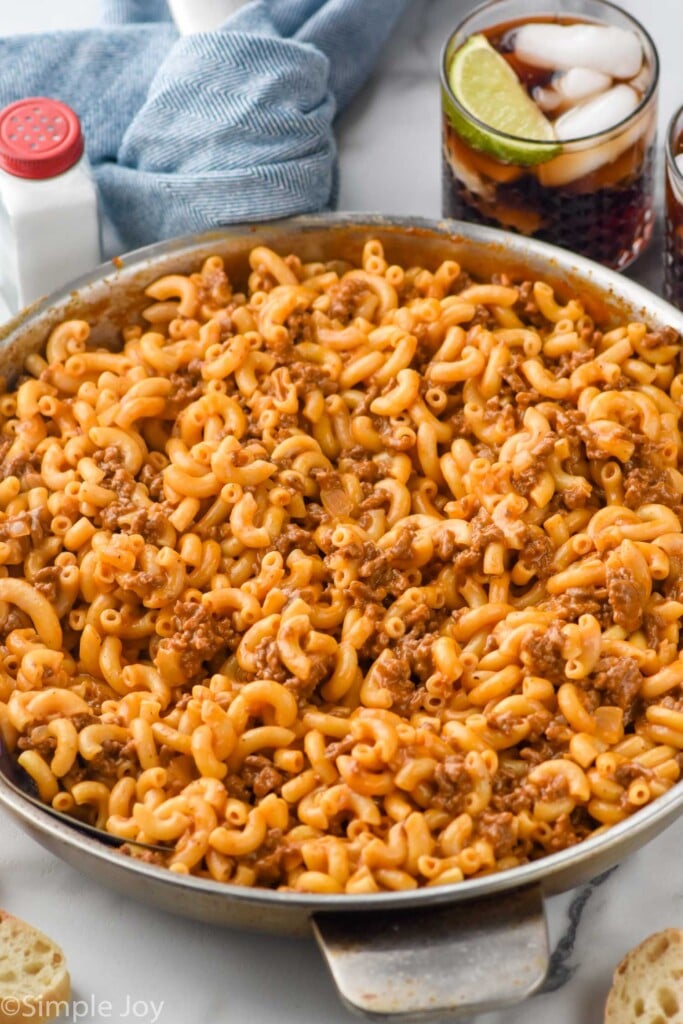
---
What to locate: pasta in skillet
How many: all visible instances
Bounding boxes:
[1,238,683,893]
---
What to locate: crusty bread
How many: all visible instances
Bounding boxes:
[605,928,683,1024]
[0,911,70,1024]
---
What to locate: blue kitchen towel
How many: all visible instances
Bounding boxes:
[0,0,410,249]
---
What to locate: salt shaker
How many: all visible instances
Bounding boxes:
[0,97,101,315]
[167,0,248,34]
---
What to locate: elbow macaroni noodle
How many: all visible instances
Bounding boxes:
[1,240,683,892]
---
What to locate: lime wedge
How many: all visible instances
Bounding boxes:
[446,34,560,166]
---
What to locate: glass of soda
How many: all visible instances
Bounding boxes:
[440,0,659,270]
[665,105,683,309]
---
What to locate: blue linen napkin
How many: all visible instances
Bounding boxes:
[0,0,410,249]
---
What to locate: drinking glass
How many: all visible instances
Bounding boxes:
[440,0,659,270]
[664,104,683,309]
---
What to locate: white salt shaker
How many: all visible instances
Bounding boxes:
[0,97,101,315]
[167,0,249,34]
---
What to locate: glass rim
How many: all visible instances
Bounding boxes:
[439,0,660,150]
[666,104,683,186]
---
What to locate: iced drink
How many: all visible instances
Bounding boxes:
[665,106,683,309]
[441,0,658,270]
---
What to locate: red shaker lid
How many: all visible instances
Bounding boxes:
[0,98,84,180]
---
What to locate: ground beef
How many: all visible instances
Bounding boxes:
[116,568,166,602]
[622,466,680,509]
[164,370,204,415]
[99,500,134,533]
[327,278,370,321]
[449,547,481,583]
[371,653,416,716]
[500,354,534,396]
[513,465,541,499]
[288,359,333,392]
[491,766,534,814]
[249,829,290,886]
[69,712,100,731]
[435,507,503,578]
[17,725,57,761]
[351,536,415,598]
[245,639,289,684]
[284,656,336,701]
[242,635,334,700]
[397,634,435,683]
[341,451,381,483]
[272,523,320,558]
[528,768,569,803]
[592,656,643,718]
[470,508,504,549]
[88,739,138,783]
[517,529,554,579]
[514,281,545,328]
[614,762,651,788]
[119,506,169,543]
[556,346,595,376]
[547,586,610,626]
[606,566,643,633]
[241,755,285,799]
[95,444,148,531]
[553,407,586,439]
[32,565,61,602]
[137,463,166,503]
[469,304,496,328]
[431,754,472,815]
[325,734,355,761]
[158,600,238,680]
[643,325,679,349]
[93,446,136,498]
[155,368,205,419]
[0,607,32,634]
[544,718,574,746]
[197,266,233,310]
[2,449,42,483]
[521,621,566,683]
[538,812,590,854]
[285,311,314,346]
[475,811,518,859]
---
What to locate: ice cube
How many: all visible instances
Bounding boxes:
[443,135,495,200]
[537,104,654,187]
[534,69,612,117]
[553,85,639,141]
[533,85,563,113]
[672,154,683,203]
[631,66,651,100]
[556,68,612,103]
[514,24,643,79]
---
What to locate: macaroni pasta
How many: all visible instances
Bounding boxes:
[1,240,683,893]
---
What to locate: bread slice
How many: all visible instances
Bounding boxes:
[605,928,683,1024]
[0,910,70,1024]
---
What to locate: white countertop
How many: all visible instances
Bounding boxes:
[1,2,683,1023]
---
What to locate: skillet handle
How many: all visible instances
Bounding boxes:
[312,885,548,1020]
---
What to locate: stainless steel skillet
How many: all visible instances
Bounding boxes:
[1,214,683,1021]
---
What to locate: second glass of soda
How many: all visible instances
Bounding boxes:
[441,0,659,270]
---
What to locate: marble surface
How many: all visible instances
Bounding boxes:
[1,2,683,1023]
